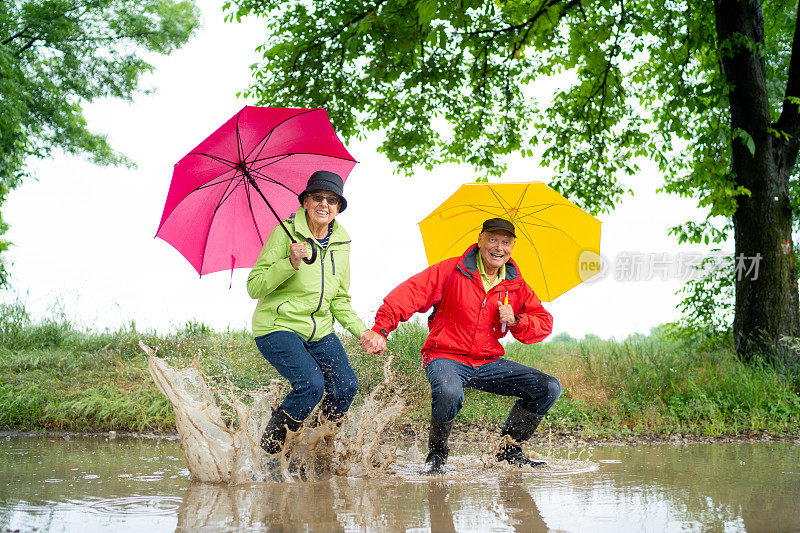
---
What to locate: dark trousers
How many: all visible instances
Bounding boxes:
[255,331,358,422]
[424,357,562,423]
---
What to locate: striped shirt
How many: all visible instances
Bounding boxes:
[316,223,334,249]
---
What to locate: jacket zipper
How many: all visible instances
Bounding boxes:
[306,238,348,340]
[331,251,336,275]
[309,246,324,340]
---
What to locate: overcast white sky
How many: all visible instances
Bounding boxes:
[0,0,728,340]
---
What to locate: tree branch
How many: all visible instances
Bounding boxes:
[714,0,771,134]
[290,0,387,72]
[462,0,582,39]
[1,26,31,46]
[774,0,800,165]
[15,35,40,56]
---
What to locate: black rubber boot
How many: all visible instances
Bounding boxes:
[496,400,547,468]
[309,407,345,428]
[422,418,453,475]
[260,408,302,454]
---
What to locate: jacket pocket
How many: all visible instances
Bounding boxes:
[273,299,292,325]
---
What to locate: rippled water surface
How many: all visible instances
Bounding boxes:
[1,435,798,532]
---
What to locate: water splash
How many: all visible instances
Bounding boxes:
[140,341,407,484]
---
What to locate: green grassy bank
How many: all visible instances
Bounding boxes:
[1,302,799,437]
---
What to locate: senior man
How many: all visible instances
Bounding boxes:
[360,218,560,474]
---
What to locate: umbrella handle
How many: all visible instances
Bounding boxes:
[501,293,509,333]
[302,238,317,265]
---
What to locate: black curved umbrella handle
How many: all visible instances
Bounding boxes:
[302,238,317,265]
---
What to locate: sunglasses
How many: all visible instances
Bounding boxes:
[309,193,340,205]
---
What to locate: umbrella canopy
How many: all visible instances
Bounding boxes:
[156,106,357,275]
[418,182,601,302]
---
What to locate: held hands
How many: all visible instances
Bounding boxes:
[498,301,518,328]
[359,329,386,355]
[289,242,309,269]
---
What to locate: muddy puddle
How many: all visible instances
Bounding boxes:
[2,435,799,532]
[3,348,797,531]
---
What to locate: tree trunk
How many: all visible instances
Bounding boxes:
[715,0,800,363]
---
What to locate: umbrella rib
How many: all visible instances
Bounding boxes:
[511,203,596,250]
[456,204,511,222]
[514,219,552,301]
[156,167,240,235]
[187,152,239,168]
[249,153,293,176]
[436,223,486,257]
[511,183,530,217]
[248,166,301,196]
[245,108,319,164]
[250,152,357,164]
[196,171,246,275]
[519,216,589,250]
[243,175,266,246]
[423,203,511,221]
[514,202,589,219]
[236,111,246,166]
[487,187,517,220]
[193,169,240,192]
[215,172,245,210]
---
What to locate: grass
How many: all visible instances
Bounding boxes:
[1,301,799,437]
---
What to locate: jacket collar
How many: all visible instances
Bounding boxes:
[457,244,520,281]
[293,207,350,243]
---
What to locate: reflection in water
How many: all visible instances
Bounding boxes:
[175,476,553,532]
[2,436,799,532]
[176,482,346,532]
[498,477,550,532]
[428,482,456,533]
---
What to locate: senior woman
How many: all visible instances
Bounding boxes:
[247,170,383,454]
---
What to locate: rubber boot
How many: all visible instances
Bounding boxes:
[496,400,547,468]
[260,408,302,454]
[422,418,453,475]
[309,407,345,428]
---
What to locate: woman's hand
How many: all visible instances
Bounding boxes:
[360,330,386,355]
[289,242,309,269]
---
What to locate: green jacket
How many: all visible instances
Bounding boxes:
[247,207,367,341]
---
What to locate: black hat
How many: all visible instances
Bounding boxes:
[481,217,516,237]
[298,170,347,212]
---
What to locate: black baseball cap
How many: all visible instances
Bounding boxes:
[481,218,516,237]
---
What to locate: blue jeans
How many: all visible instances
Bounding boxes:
[424,358,562,423]
[254,331,358,422]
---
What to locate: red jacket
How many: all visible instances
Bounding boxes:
[372,245,553,367]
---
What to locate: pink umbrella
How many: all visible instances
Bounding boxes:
[156,106,357,275]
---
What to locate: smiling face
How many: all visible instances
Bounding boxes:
[477,230,516,274]
[302,189,340,230]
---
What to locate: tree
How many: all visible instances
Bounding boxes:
[0,0,200,282]
[227,0,800,364]
[549,331,577,344]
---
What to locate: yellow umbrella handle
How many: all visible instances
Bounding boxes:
[501,294,509,333]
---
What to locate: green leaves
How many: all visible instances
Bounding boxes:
[415,0,438,25]
[0,0,200,286]
[733,127,756,156]
[232,0,800,284]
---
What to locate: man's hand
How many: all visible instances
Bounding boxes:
[289,242,309,269]
[360,330,386,355]
[498,301,518,327]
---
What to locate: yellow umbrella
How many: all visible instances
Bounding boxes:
[418,182,602,302]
